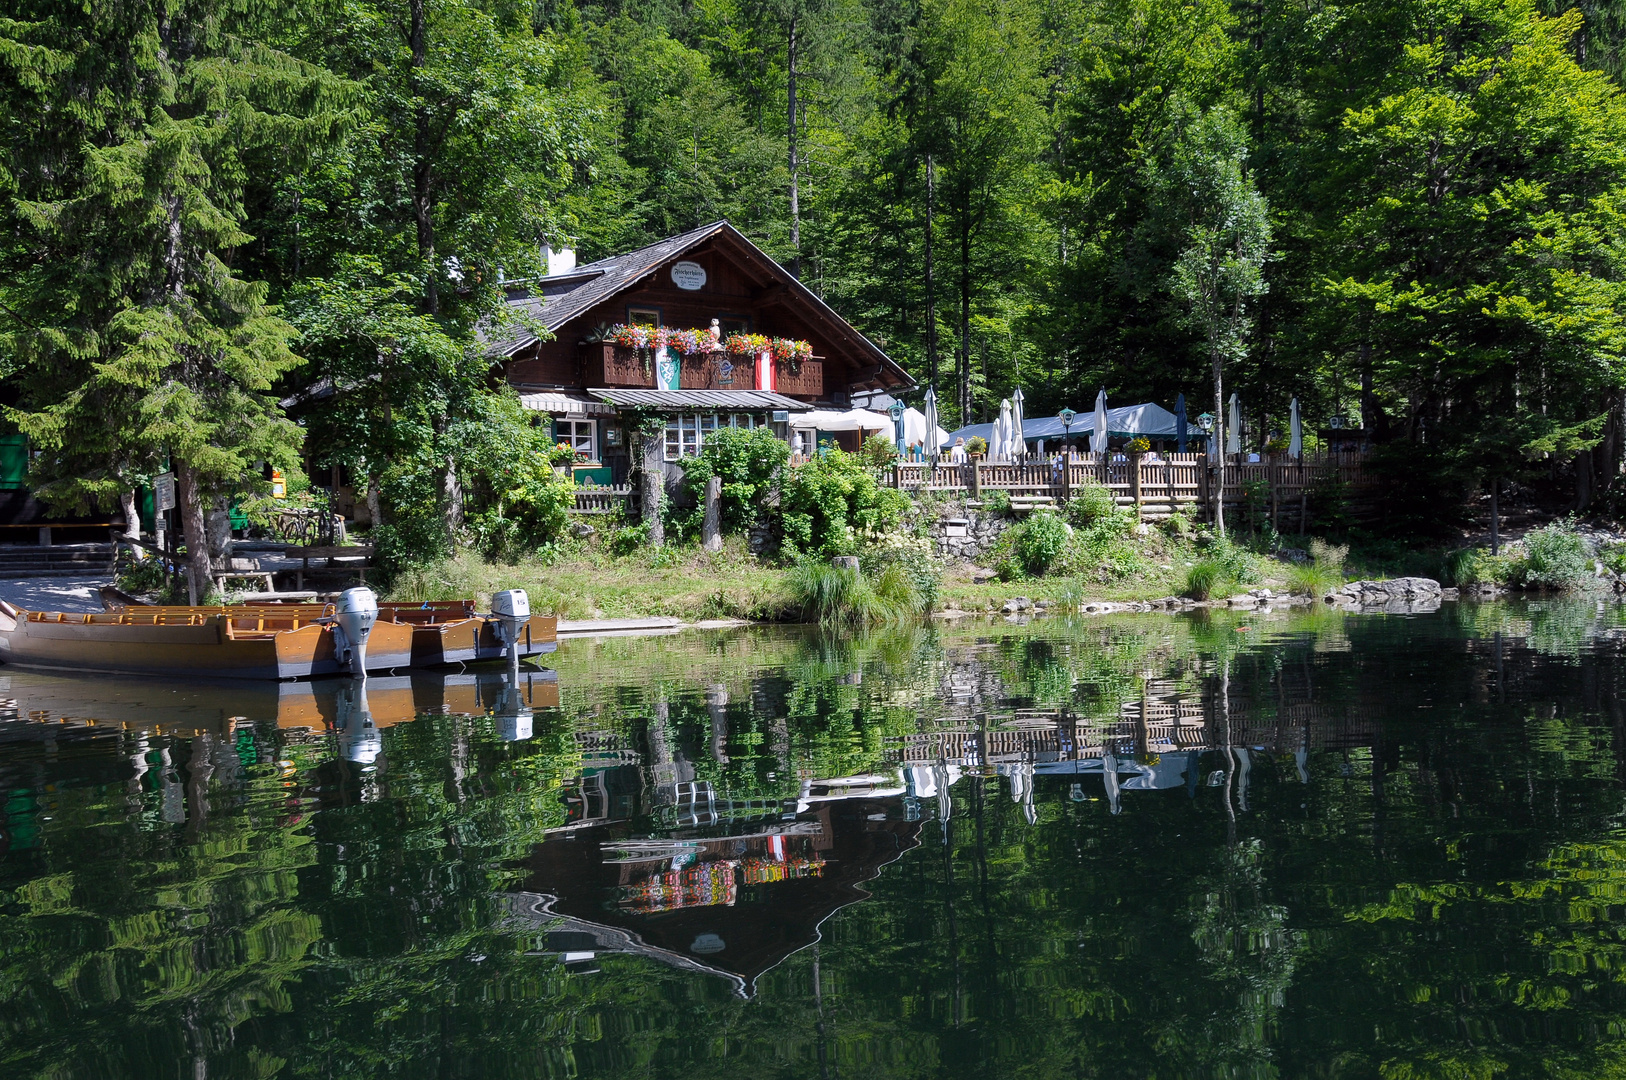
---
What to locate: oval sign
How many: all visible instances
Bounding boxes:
[670,260,707,291]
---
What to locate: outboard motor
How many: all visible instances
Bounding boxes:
[490,589,530,670]
[332,587,379,675]
[334,679,381,765]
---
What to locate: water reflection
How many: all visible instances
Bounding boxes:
[4,603,1626,1078]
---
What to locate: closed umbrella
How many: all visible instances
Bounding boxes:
[1091,388,1108,453]
[997,399,1014,461]
[923,386,941,460]
[1011,386,1026,460]
[1288,396,1303,459]
[1175,393,1188,453]
[1226,393,1241,455]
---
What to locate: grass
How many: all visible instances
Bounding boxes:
[784,560,923,627]
[1285,562,1342,596]
[386,534,787,620]
[1184,559,1228,600]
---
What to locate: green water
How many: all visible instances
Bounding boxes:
[4,602,1626,1079]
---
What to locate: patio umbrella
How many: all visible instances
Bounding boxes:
[1288,397,1303,459]
[923,386,941,459]
[1226,393,1242,455]
[1091,388,1108,453]
[996,398,1014,461]
[1011,386,1026,459]
[1175,393,1188,453]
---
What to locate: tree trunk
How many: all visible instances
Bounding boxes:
[959,222,971,424]
[702,475,722,552]
[206,495,233,567]
[409,0,438,317]
[1213,350,1225,537]
[365,473,382,530]
[442,448,463,544]
[1490,477,1500,556]
[120,489,140,541]
[786,15,800,280]
[173,460,211,604]
[641,432,664,548]
[925,155,936,390]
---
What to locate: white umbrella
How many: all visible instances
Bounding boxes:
[996,399,1014,461]
[1090,389,1108,453]
[1011,387,1026,459]
[1288,397,1303,459]
[923,387,941,456]
[1226,393,1241,455]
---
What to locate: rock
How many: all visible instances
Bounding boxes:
[1249,588,1274,599]
[1012,596,1032,611]
[1274,548,1310,564]
[971,567,997,584]
[831,556,861,571]
[1228,595,1259,607]
[571,522,596,538]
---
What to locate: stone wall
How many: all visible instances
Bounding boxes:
[929,507,1013,562]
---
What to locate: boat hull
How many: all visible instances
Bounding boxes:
[0,607,416,680]
[379,607,558,667]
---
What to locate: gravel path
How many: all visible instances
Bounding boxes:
[0,576,111,613]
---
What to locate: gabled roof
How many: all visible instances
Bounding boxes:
[488,221,913,391]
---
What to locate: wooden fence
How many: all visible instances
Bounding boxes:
[889,451,1367,525]
[572,484,633,515]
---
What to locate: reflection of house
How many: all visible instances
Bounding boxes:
[510,798,920,995]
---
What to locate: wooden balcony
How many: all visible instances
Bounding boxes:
[581,343,824,397]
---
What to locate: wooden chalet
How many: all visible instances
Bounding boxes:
[488,220,914,485]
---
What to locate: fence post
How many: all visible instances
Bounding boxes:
[1056,454,1071,504]
[702,476,722,552]
[969,461,983,499]
[1130,453,1143,523]
[892,463,902,490]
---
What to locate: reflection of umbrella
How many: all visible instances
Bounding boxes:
[1175,393,1188,453]
[1288,397,1302,459]
[1091,389,1108,453]
[1226,393,1241,455]
[923,387,941,459]
[1011,387,1026,459]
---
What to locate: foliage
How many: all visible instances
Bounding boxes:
[676,425,790,534]
[1005,512,1071,578]
[1184,559,1228,600]
[860,433,899,468]
[1517,522,1596,592]
[857,530,941,610]
[1067,482,1126,530]
[966,436,988,455]
[784,559,923,626]
[1125,436,1151,454]
[984,489,1012,517]
[1286,562,1342,597]
[778,449,909,558]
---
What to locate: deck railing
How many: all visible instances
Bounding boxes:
[572,484,634,515]
[888,451,1367,522]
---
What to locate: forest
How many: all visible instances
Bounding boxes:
[6,0,1626,583]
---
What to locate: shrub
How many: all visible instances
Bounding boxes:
[860,433,898,468]
[1009,512,1070,577]
[1066,481,1123,529]
[1197,533,1259,585]
[1185,559,1227,599]
[858,531,940,610]
[1443,547,1478,586]
[984,489,1012,517]
[1308,538,1348,572]
[675,425,789,534]
[1517,522,1593,591]
[779,449,909,559]
[966,435,987,455]
[606,521,651,557]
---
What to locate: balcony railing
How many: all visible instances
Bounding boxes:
[581,343,822,395]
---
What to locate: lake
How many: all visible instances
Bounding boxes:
[3,602,1626,1079]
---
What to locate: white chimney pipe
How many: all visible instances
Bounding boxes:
[546,245,576,276]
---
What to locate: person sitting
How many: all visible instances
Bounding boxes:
[949,437,967,464]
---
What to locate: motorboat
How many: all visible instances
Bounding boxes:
[378,589,557,667]
[0,588,408,679]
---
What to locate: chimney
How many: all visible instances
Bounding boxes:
[545,245,576,276]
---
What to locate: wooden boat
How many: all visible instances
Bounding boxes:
[0,600,415,679]
[377,600,558,667]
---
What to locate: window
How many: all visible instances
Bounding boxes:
[628,306,661,328]
[556,418,596,461]
[663,414,766,460]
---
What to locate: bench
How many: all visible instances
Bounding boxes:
[1008,496,1058,515]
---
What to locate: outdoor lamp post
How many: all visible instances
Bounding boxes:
[1058,408,1075,457]
[889,401,907,457]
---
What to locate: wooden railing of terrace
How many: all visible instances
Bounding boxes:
[887,451,1367,526]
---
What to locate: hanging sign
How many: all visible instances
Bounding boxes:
[153,472,176,513]
[670,261,707,291]
[271,469,287,499]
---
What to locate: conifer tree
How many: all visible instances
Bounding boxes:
[0,0,348,599]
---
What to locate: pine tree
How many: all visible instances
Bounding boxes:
[0,0,348,600]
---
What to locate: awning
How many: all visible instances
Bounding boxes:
[517,391,617,416]
[588,389,812,411]
[789,408,891,432]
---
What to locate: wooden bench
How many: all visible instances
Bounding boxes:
[1008,495,1058,515]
